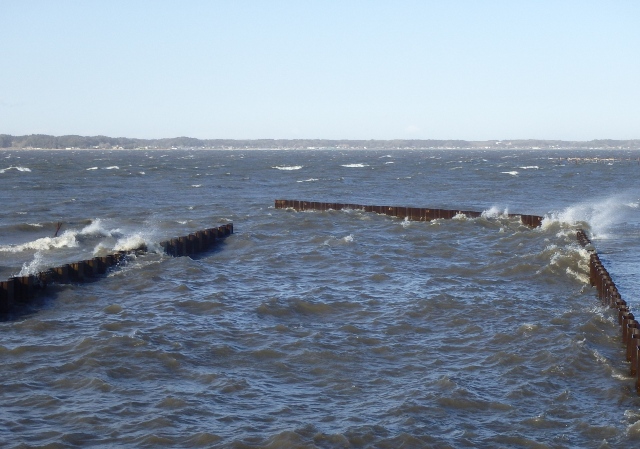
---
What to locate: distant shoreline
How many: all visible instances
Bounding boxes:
[1,134,639,151]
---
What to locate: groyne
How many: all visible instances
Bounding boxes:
[0,223,233,314]
[274,199,543,228]
[576,229,640,393]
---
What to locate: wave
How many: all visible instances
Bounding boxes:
[322,234,354,246]
[105,166,120,170]
[79,219,120,238]
[17,252,45,277]
[341,163,368,168]
[519,166,539,170]
[113,233,147,252]
[542,192,640,238]
[273,165,302,171]
[0,231,78,253]
[0,166,31,173]
[481,206,510,218]
[501,171,519,176]
[86,167,99,170]
[0,219,121,254]
[296,178,319,183]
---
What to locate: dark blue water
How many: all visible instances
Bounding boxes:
[1,149,640,448]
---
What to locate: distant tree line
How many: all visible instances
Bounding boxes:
[0,134,639,150]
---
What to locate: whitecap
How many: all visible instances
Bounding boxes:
[384,161,394,164]
[80,219,116,237]
[543,194,640,238]
[519,166,539,169]
[566,267,590,284]
[502,171,519,176]
[105,166,120,170]
[0,231,78,253]
[273,165,302,171]
[296,178,319,183]
[341,163,368,168]
[0,166,32,174]
[481,206,509,218]
[191,184,202,188]
[86,167,99,171]
[17,252,46,276]
[113,234,147,252]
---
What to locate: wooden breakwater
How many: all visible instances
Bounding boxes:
[576,229,640,393]
[159,223,233,257]
[0,223,233,314]
[274,199,543,228]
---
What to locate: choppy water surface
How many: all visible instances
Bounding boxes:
[1,149,640,448]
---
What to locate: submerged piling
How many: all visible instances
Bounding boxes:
[275,199,544,228]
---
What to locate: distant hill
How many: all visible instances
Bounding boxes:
[1,134,639,150]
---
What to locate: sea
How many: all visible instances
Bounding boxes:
[1,148,639,448]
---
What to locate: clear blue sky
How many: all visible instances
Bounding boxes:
[1,0,638,140]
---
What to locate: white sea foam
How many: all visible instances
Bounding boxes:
[0,231,78,253]
[501,171,519,176]
[0,166,31,173]
[191,184,202,188]
[384,161,394,164]
[542,193,640,239]
[296,178,319,183]
[80,219,117,237]
[86,167,98,170]
[566,267,590,284]
[342,234,354,243]
[92,242,110,255]
[105,166,120,170]
[481,206,509,218]
[341,163,368,168]
[17,252,45,276]
[113,233,147,252]
[273,165,302,170]
[519,166,539,169]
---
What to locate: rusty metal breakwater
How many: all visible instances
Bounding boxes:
[576,229,640,393]
[274,199,543,228]
[0,223,233,314]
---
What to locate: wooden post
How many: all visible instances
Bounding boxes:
[70,261,85,282]
[0,279,15,313]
